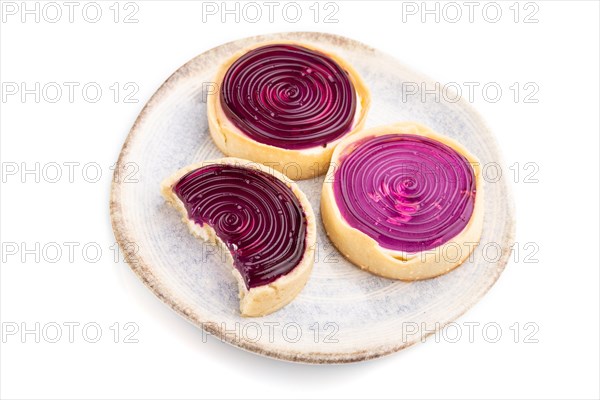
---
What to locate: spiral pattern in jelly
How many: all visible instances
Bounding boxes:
[333,134,477,253]
[174,164,307,288]
[220,44,357,149]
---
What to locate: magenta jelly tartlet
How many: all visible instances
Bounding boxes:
[207,41,370,180]
[161,158,316,316]
[321,122,484,280]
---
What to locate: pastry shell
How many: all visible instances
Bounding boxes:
[207,40,371,180]
[321,122,485,280]
[161,157,316,316]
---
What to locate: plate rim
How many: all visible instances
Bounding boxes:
[109,31,516,364]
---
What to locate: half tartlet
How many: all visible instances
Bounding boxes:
[321,122,484,280]
[161,158,316,316]
[207,41,370,180]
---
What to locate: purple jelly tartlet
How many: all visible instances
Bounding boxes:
[208,42,371,180]
[321,122,484,280]
[162,158,316,316]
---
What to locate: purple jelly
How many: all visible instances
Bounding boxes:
[173,164,307,289]
[333,134,477,253]
[220,44,357,150]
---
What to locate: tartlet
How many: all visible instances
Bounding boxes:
[207,41,370,180]
[321,122,484,280]
[161,158,316,316]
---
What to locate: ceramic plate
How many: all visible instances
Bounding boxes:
[110,32,515,363]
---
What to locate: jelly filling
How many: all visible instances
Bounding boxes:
[174,164,307,289]
[220,44,357,150]
[333,134,476,253]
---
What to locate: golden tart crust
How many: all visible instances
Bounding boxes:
[321,122,484,280]
[207,40,371,180]
[162,157,316,316]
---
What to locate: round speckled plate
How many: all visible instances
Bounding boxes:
[110,32,515,363]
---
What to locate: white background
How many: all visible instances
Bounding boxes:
[1,1,599,399]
